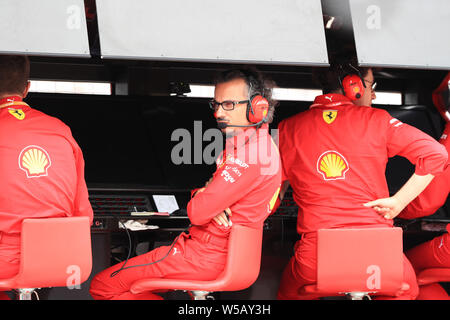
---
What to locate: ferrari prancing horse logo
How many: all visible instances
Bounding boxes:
[323,110,337,124]
[8,108,26,120]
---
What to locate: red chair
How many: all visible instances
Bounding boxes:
[300,227,409,300]
[0,217,92,300]
[130,224,263,300]
[417,268,450,286]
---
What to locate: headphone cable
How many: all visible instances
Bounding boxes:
[110,218,191,277]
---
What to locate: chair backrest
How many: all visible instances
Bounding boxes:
[15,217,92,289]
[316,227,404,294]
[216,224,263,291]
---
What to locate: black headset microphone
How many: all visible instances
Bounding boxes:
[216,119,267,150]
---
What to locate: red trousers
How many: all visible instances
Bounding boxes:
[277,232,419,300]
[0,233,21,300]
[89,229,228,300]
[406,230,450,300]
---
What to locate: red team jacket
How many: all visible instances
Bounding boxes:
[187,124,281,237]
[0,96,93,235]
[400,123,450,232]
[278,94,448,234]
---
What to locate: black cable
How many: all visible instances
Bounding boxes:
[109,219,133,277]
[110,218,191,277]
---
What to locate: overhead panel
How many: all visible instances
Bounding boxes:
[0,0,90,57]
[96,0,328,65]
[350,0,450,69]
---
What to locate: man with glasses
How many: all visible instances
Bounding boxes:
[90,67,281,300]
[275,58,448,300]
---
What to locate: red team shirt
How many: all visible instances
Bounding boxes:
[400,123,450,226]
[188,124,281,237]
[0,96,93,235]
[278,94,448,234]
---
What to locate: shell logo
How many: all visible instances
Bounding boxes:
[317,150,349,181]
[18,145,51,178]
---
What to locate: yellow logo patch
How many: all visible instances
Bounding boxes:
[268,186,281,212]
[322,110,337,124]
[8,108,26,120]
[317,151,349,181]
[19,146,51,178]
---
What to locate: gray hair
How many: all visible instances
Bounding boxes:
[213,67,278,124]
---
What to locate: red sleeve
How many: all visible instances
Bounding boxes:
[70,136,94,225]
[400,123,450,219]
[187,156,261,226]
[384,111,448,176]
[400,170,450,218]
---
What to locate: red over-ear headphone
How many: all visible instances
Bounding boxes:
[339,64,366,101]
[247,94,269,124]
[341,74,365,100]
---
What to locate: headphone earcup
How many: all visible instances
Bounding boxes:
[247,95,269,123]
[342,74,365,100]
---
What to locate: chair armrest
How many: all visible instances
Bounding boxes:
[130,277,229,295]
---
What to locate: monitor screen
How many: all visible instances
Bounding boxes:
[27,94,166,186]
[25,94,218,189]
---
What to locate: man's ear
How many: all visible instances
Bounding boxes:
[22,81,31,99]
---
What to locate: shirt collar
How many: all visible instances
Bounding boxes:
[0,95,22,105]
[310,94,353,109]
[0,96,28,110]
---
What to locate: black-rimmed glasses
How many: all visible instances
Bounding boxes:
[209,99,249,111]
[364,80,377,91]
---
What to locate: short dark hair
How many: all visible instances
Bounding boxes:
[213,67,278,124]
[312,55,370,94]
[0,55,30,95]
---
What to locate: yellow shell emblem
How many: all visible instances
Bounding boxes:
[317,151,349,180]
[323,110,337,124]
[8,108,26,120]
[19,146,51,178]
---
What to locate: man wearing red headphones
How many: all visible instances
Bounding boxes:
[0,55,93,299]
[276,59,448,300]
[89,68,281,300]
[399,72,450,300]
